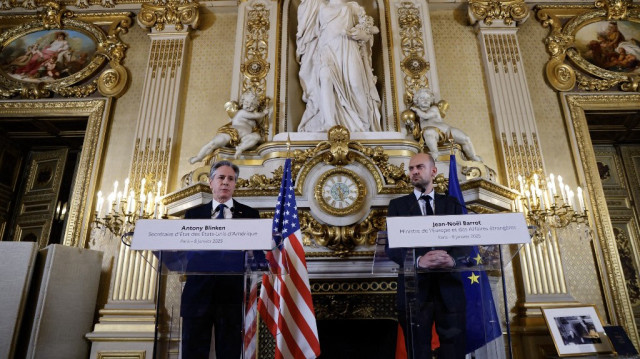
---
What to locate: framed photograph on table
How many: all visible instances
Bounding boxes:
[541,305,614,357]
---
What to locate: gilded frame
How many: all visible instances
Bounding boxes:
[561,92,640,348]
[0,2,132,99]
[536,0,640,93]
[0,98,112,248]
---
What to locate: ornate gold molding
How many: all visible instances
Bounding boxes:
[0,99,110,248]
[137,0,199,32]
[469,0,530,26]
[501,131,544,185]
[536,0,640,92]
[0,3,132,98]
[299,208,387,255]
[240,1,270,99]
[483,33,520,73]
[564,93,640,347]
[397,2,429,102]
[130,138,170,201]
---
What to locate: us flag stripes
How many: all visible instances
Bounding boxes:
[257,159,321,359]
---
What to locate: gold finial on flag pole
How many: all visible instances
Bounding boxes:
[286,133,291,158]
[448,130,455,155]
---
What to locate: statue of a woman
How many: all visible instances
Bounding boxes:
[296,0,382,132]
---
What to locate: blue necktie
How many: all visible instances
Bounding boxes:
[215,203,227,219]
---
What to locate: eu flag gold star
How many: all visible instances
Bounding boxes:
[468,272,480,284]
[473,253,483,265]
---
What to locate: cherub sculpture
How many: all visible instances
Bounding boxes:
[189,91,269,163]
[405,88,481,162]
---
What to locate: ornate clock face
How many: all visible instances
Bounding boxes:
[315,169,366,215]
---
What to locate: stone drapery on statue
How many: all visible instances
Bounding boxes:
[296,0,382,133]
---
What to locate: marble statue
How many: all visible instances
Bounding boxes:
[296,0,382,133]
[407,88,482,162]
[189,91,268,163]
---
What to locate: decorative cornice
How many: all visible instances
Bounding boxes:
[468,0,530,26]
[137,0,199,32]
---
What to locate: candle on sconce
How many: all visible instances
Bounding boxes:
[543,190,551,210]
[518,175,524,194]
[107,192,115,216]
[577,187,586,213]
[529,184,537,208]
[154,196,161,219]
[127,190,135,214]
[123,178,129,199]
[140,178,146,196]
[524,190,531,210]
[96,191,104,218]
[568,189,577,212]
[538,189,545,211]
[558,176,566,203]
[546,184,555,206]
[139,192,146,216]
[549,173,556,196]
[157,181,162,198]
[116,191,123,213]
[113,181,118,197]
[533,174,539,191]
[146,192,154,215]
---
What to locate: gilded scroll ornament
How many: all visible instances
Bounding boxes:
[299,208,386,254]
[0,3,132,98]
[241,2,270,98]
[469,0,529,26]
[595,0,630,20]
[536,0,640,92]
[397,2,429,101]
[137,0,200,32]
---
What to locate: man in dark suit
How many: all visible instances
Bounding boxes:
[181,160,260,359]
[387,153,468,359]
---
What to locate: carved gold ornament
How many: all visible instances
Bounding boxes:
[397,2,430,103]
[469,0,529,26]
[299,209,386,255]
[315,168,366,216]
[0,3,132,99]
[241,2,270,98]
[536,0,640,92]
[137,0,200,32]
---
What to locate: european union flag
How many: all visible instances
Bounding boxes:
[448,154,502,353]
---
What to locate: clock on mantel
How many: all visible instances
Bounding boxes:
[314,168,366,216]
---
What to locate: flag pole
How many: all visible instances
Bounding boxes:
[500,247,514,359]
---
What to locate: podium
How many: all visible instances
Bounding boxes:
[378,212,531,359]
[131,218,273,359]
[153,250,269,359]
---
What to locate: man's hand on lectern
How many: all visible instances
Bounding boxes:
[418,250,455,269]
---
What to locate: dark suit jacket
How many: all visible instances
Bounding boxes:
[180,199,260,317]
[387,192,469,313]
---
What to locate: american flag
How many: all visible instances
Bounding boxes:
[257,159,321,359]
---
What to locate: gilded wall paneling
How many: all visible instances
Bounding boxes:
[0,3,132,98]
[560,92,640,346]
[231,0,277,135]
[536,0,640,93]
